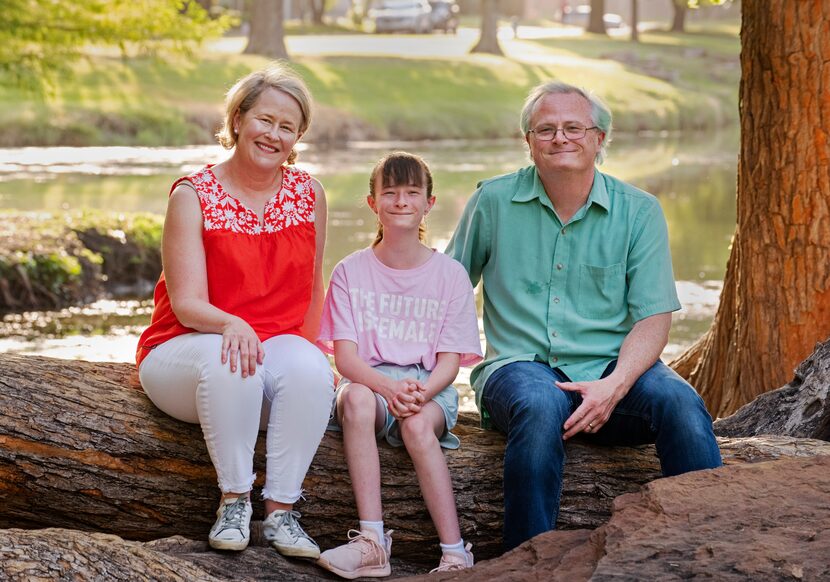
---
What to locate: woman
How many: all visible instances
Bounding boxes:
[136,64,333,558]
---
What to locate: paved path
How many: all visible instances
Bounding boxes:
[208,24,628,61]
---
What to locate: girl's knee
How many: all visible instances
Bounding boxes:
[339,383,377,426]
[400,413,440,451]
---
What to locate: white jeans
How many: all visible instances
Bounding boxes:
[139,332,334,502]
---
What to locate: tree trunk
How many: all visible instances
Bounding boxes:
[586,0,607,35]
[244,0,288,59]
[193,0,214,14]
[671,0,830,418]
[630,0,639,42]
[713,337,830,440]
[3,354,830,564]
[309,0,325,25]
[670,0,686,32]
[471,0,503,55]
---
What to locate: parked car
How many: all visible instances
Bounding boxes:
[561,5,624,29]
[428,0,459,34]
[368,0,433,34]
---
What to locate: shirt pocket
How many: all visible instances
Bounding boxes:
[577,262,625,319]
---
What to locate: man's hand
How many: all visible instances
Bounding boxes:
[557,375,628,439]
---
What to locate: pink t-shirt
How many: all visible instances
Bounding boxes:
[318,247,483,371]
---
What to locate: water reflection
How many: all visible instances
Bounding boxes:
[0,132,737,366]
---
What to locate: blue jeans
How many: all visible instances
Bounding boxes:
[482,359,722,551]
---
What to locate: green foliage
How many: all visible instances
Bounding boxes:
[0,210,163,310]
[0,0,233,91]
[30,251,83,293]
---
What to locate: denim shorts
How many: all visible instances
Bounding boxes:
[329,362,461,450]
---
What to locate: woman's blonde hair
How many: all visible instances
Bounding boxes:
[215,63,312,165]
[368,152,434,247]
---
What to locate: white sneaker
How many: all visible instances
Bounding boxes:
[263,509,321,559]
[208,495,252,551]
[430,543,474,572]
[317,529,393,579]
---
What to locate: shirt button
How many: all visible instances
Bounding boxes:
[552,331,558,337]
[552,356,559,363]
[556,263,564,270]
[554,297,560,303]
[561,228,566,235]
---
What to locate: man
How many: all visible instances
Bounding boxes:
[445,82,722,551]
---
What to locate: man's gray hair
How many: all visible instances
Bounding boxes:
[520,81,613,164]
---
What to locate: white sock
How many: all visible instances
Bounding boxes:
[440,539,465,554]
[359,520,385,543]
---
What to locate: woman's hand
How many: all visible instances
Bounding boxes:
[221,317,265,378]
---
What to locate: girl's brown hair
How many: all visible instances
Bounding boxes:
[369,152,434,247]
[215,63,312,165]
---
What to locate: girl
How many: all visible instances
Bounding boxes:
[316,152,482,577]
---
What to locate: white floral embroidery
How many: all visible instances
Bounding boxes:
[184,166,315,234]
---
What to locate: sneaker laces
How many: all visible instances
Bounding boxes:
[430,543,473,573]
[216,496,249,534]
[277,510,314,543]
[345,529,389,566]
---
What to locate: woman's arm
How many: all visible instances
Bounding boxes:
[300,177,327,342]
[162,184,264,376]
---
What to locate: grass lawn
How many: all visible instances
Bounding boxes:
[0,25,739,147]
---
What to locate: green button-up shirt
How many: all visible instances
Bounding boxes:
[446,165,681,426]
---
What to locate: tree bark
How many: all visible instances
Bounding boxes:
[244,0,289,59]
[586,0,607,35]
[670,0,686,32]
[671,0,830,418]
[3,353,830,564]
[0,529,426,581]
[471,0,503,56]
[714,337,830,440]
[0,529,226,582]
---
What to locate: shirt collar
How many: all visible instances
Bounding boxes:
[513,167,610,213]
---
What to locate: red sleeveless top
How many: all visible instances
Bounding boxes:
[136,164,317,367]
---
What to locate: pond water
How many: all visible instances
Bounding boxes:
[0,131,737,380]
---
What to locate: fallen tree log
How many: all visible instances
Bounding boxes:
[2,353,830,564]
[714,337,830,440]
[0,529,226,582]
[0,530,418,582]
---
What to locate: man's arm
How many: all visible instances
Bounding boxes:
[558,312,672,439]
[558,196,680,439]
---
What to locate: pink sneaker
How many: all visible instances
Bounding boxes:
[317,529,393,579]
[430,543,474,572]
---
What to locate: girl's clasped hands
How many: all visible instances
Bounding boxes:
[387,379,426,419]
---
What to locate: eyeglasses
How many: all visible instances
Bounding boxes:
[529,124,599,141]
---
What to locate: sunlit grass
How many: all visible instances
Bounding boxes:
[0,26,739,146]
